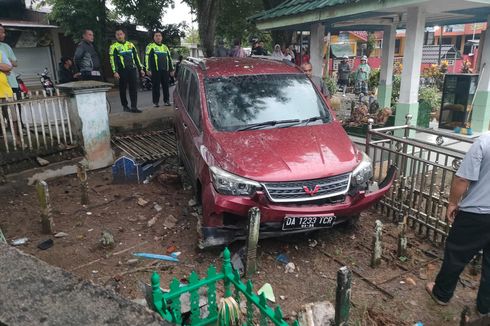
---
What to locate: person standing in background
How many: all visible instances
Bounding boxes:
[354,55,370,95]
[74,29,102,81]
[145,31,174,107]
[0,24,19,99]
[109,28,145,113]
[337,55,351,96]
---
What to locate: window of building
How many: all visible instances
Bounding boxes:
[395,39,401,54]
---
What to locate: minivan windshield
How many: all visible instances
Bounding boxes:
[205,74,331,131]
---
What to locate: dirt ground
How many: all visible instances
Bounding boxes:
[0,157,483,326]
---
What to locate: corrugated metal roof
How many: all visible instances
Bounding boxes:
[422,45,461,64]
[251,0,356,21]
[0,20,58,28]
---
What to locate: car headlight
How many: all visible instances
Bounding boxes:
[209,166,261,196]
[351,152,373,186]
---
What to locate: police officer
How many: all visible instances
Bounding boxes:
[145,31,173,107]
[109,28,145,113]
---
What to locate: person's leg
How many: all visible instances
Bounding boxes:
[118,70,129,109]
[128,69,138,109]
[477,227,490,314]
[162,70,170,105]
[151,70,160,106]
[432,211,488,303]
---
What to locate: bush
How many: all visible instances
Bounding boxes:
[369,68,380,90]
[391,74,401,108]
[419,86,441,112]
[323,75,337,98]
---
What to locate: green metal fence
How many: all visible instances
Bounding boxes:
[151,248,299,326]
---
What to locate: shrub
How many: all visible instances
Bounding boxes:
[419,86,441,112]
[369,68,380,90]
[323,75,337,98]
[391,74,401,108]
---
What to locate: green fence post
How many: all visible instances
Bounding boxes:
[245,207,261,277]
[206,265,218,320]
[222,247,233,298]
[189,271,201,324]
[245,280,254,325]
[151,272,165,316]
[335,266,352,326]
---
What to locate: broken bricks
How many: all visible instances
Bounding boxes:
[100,230,115,248]
[163,215,178,229]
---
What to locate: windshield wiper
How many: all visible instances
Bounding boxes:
[236,119,300,131]
[300,116,324,125]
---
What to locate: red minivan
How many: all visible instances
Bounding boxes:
[173,57,395,248]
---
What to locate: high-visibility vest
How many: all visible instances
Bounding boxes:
[109,41,142,73]
[145,42,173,72]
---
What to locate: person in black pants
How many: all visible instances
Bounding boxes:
[426,134,490,319]
[109,28,145,113]
[145,31,174,107]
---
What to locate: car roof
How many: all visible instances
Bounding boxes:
[183,57,303,78]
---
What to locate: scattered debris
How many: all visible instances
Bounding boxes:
[88,228,94,232]
[37,239,54,250]
[54,232,69,238]
[285,262,296,273]
[11,237,29,246]
[86,212,93,216]
[276,253,289,265]
[165,245,177,254]
[147,215,158,227]
[405,277,417,286]
[280,295,287,300]
[137,198,149,207]
[92,270,99,274]
[153,203,163,212]
[133,252,179,262]
[309,239,318,248]
[163,215,178,229]
[0,228,5,244]
[231,252,245,275]
[127,259,139,266]
[36,157,50,166]
[157,173,180,185]
[171,252,181,258]
[258,283,275,303]
[298,301,335,326]
[188,199,197,207]
[132,298,148,307]
[100,230,115,248]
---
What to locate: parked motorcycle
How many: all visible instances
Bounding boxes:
[15,74,29,99]
[38,67,55,95]
[140,75,152,91]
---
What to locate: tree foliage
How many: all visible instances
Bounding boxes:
[183,0,220,57]
[215,0,263,45]
[111,0,175,31]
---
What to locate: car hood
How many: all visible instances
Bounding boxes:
[209,122,360,182]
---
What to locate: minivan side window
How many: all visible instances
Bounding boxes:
[186,73,201,130]
[179,68,190,102]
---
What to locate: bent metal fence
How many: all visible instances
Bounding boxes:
[365,115,475,244]
[0,92,75,158]
[151,248,298,326]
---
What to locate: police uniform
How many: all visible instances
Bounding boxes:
[145,42,173,106]
[109,40,143,111]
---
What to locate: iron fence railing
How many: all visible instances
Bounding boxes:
[0,91,74,154]
[151,248,298,326]
[365,115,475,243]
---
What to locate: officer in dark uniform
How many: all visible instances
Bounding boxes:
[145,31,174,107]
[109,28,145,113]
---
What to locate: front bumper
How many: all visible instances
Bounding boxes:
[200,166,396,247]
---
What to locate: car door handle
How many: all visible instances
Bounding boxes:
[182,122,188,129]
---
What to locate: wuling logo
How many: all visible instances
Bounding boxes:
[303,185,320,196]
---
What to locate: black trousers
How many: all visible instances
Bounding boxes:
[433,210,490,314]
[118,68,138,108]
[151,69,170,104]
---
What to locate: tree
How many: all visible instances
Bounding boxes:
[215,0,263,45]
[160,23,187,47]
[184,27,200,44]
[39,0,108,54]
[183,0,220,57]
[111,0,175,31]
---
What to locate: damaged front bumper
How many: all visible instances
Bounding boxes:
[199,165,397,248]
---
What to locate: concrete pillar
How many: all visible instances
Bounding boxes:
[378,25,396,109]
[58,81,114,169]
[310,23,325,79]
[50,30,63,83]
[395,7,426,127]
[471,15,490,133]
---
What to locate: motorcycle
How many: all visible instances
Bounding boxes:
[140,75,152,91]
[38,67,55,95]
[15,74,29,99]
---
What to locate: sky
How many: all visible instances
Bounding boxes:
[165,1,195,28]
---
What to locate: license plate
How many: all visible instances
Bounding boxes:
[282,215,336,230]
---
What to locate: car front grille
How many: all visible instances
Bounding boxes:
[262,173,351,203]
